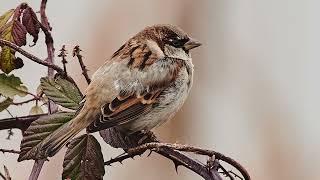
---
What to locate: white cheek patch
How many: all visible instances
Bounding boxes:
[164,45,191,61]
[146,40,165,58]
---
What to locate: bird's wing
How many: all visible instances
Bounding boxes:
[87,89,163,132]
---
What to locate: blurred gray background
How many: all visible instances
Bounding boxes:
[1,0,320,179]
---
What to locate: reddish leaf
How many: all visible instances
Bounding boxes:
[12,3,28,20]
[22,7,40,44]
[12,20,27,47]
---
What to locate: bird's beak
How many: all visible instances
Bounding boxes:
[184,38,202,50]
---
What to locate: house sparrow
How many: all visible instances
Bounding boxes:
[41,24,201,156]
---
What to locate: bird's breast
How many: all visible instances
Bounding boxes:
[121,63,193,133]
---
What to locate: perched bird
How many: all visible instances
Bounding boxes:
[41,24,201,156]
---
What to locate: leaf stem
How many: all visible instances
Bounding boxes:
[12,97,40,106]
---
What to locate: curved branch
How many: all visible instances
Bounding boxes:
[103,131,250,180]
[127,142,251,180]
[0,39,63,73]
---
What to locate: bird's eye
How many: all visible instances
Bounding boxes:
[166,36,189,48]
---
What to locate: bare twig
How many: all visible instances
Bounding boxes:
[0,172,5,180]
[29,160,44,180]
[0,39,63,73]
[12,97,40,106]
[0,149,20,154]
[39,0,51,31]
[58,45,68,74]
[4,110,14,139]
[29,1,56,179]
[73,45,91,84]
[3,166,11,180]
[218,164,235,180]
[39,0,57,113]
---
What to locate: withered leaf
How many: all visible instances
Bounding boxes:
[12,20,27,47]
[63,134,105,180]
[0,97,13,112]
[0,47,23,73]
[22,7,40,44]
[29,105,44,115]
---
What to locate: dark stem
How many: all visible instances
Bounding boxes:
[0,172,5,180]
[12,97,40,106]
[2,165,11,180]
[28,160,44,180]
[0,148,20,154]
[73,45,91,84]
[156,147,216,179]
[0,39,63,73]
[0,114,46,131]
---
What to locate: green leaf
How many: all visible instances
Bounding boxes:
[63,134,105,180]
[0,73,28,98]
[0,97,13,112]
[29,105,44,115]
[40,76,83,110]
[0,9,14,28]
[18,112,75,161]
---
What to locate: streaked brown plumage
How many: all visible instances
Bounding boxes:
[40,24,201,157]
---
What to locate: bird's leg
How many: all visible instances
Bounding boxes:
[135,130,158,145]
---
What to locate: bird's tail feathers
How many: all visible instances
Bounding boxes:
[40,119,83,157]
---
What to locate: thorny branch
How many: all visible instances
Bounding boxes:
[73,45,91,84]
[0,114,47,131]
[0,149,20,155]
[104,133,251,180]
[127,141,250,180]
